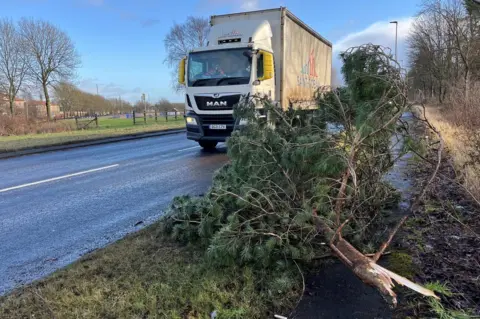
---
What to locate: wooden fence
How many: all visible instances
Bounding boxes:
[74,115,98,129]
[131,110,183,125]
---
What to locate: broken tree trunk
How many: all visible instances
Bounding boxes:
[314,217,439,307]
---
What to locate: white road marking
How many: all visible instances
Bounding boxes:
[177,145,201,152]
[0,164,120,193]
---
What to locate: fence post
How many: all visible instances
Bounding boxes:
[95,114,98,127]
[165,111,168,122]
[144,111,146,124]
[175,110,177,120]
[155,109,157,122]
[133,110,136,125]
[75,116,78,129]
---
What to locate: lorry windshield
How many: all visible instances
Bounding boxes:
[188,49,251,87]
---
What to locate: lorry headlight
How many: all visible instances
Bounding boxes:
[186,116,197,125]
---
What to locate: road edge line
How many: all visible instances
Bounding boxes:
[0,129,186,160]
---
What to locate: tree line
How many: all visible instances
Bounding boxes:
[54,81,133,116]
[55,81,182,117]
[132,98,184,113]
[0,18,79,118]
[407,0,479,103]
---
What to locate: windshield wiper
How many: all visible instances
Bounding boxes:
[216,77,247,86]
[191,78,213,87]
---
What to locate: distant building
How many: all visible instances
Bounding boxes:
[0,93,60,118]
[0,94,26,114]
[25,100,61,118]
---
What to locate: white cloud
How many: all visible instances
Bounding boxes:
[77,78,142,102]
[240,0,260,10]
[333,17,414,54]
[331,17,415,82]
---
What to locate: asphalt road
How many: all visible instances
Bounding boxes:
[0,133,228,295]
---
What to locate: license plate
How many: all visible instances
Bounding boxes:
[209,124,227,130]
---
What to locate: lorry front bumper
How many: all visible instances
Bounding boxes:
[185,111,236,142]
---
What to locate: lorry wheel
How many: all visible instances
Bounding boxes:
[198,141,218,149]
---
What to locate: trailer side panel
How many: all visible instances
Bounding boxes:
[282,13,332,110]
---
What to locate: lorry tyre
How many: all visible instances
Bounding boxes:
[198,141,218,149]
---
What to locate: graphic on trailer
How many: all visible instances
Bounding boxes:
[298,49,320,88]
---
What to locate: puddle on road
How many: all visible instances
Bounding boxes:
[384,113,415,212]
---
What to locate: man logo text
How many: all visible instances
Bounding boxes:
[206,101,227,107]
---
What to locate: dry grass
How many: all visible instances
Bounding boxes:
[0,115,74,136]
[0,224,291,319]
[425,102,480,202]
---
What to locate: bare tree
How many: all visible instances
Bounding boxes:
[20,89,34,119]
[155,98,173,112]
[19,18,80,119]
[133,100,152,112]
[408,0,480,102]
[54,81,79,118]
[164,16,209,91]
[108,97,132,113]
[426,0,479,98]
[0,19,28,115]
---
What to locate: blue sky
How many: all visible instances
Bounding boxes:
[4,0,421,102]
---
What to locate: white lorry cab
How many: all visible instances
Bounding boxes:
[178,7,332,149]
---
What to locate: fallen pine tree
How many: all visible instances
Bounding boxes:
[161,44,442,309]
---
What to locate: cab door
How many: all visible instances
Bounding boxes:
[254,51,275,101]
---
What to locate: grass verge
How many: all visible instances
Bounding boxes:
[0,117,185,153]
[425,106,480,202]
[0,223,298,319]
[90,117,184,130]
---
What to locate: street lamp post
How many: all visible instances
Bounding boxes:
[142,93,146,113]
[390,21,398,62]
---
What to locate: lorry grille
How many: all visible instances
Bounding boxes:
[199,114,236,137]
[194,94,241,110]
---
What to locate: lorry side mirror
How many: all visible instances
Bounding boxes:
[243,50,254,58]
[258,51,273,81]
[178,57,186,84]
